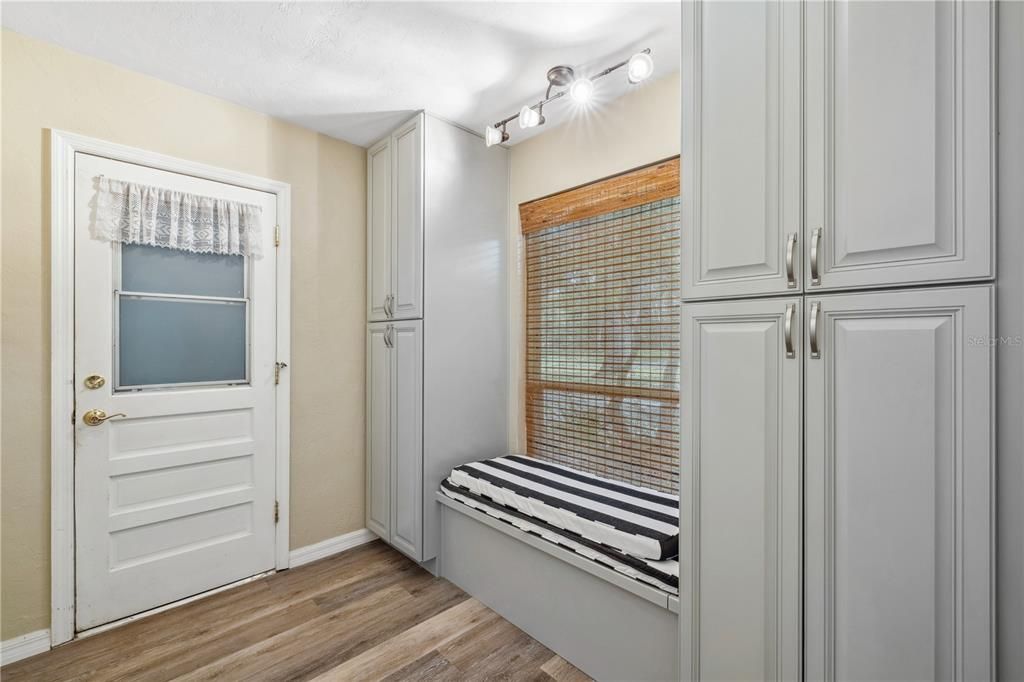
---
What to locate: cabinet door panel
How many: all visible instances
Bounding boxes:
[365,324,391,539]
[682,0,802,300]
[804,286,993,681]
[392,115,424,320]
[367,139,391,321]
[805,0,994,290]
[390,319,423,561]
[680,298,802,680]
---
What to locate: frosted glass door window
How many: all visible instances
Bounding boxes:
[115,244,249,390]
[121,244,245,297]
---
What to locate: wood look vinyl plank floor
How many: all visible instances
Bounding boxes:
[1,542,592,682]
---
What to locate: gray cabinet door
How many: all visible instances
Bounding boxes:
[390,319,423,561]
[804,0,995,291]
[367,138,391,322]
[365,324,391,539]
[680,297,802,681]
[804,285,994,681]
[391,114,424,320]
[681,0,803,300]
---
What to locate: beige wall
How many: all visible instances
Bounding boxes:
[506,72,681,450]
[0,29,367,639]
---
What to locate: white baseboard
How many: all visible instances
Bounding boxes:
[1,629,51,666]
[289,528,377,568]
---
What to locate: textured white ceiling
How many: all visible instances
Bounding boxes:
[2,1,681,146]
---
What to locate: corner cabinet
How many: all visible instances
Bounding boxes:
[682,0,995,301]
[365,113,509,565]
[367,116,423,322]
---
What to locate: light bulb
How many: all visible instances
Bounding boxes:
[569,77,594,104]
[484,125,504,147]
[627,52,654,84]
[519,105,541,129]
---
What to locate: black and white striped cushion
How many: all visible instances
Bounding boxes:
[440,479,678,594]
[448,455,679,561]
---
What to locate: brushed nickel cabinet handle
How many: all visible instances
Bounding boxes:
[785,233,797,288]
[810,227,822,286]
[809,301,822,359]
[384,294,393,319]
[784,304,796,359]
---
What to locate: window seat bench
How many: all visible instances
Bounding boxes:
[437,491,680,681]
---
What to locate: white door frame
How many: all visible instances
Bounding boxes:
[49,129,292,646]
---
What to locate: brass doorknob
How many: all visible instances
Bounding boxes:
[82,409,127,426]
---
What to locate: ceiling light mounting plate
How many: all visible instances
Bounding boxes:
[546,65,575,87]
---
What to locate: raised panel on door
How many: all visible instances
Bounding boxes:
[365,324,391,539]
[391,114,423,320]
[682,0,802,300]
[804,0,995,291]
[367,138,392,321]
[390,319,423,561]
[804,285,993,681]
[680,297,802,681]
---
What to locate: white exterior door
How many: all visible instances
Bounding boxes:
[73,153,279,630]
[804,0,995,291]
[680,297,802,681]
[804,285,994,681]
[681,0,803,300]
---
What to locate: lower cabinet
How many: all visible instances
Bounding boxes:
[680,297,803,681]
[804,285,993,681]
[681,285,994,680]
[366,320,423,561]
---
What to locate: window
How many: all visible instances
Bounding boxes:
[115,244,249,390]
[521,158,680,493]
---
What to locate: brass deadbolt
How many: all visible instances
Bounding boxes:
[84,374,106,390]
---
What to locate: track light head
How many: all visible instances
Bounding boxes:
[569,77,595,104]
[519,105,542,129]
[484,124,509,147]
[627,51,654,84]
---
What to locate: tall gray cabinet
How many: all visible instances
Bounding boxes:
[365,113,509,566]
[681,1,995,679]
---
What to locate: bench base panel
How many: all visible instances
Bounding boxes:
[439,497,679,682]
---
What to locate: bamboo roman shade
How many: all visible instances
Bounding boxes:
[522,158,680,493]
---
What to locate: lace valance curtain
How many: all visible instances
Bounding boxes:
[93,177,264,258]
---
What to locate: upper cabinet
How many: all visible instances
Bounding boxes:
[682,0,803,300]
[804,0,995,291]
[682,0,995,300]
[367,113,424,321]
[367,138,392,321]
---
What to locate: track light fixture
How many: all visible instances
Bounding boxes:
[483,48,653,146]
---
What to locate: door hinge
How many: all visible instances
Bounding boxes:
[274,500,280,524]
[274,225,281,247]
[274,361,288,385]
